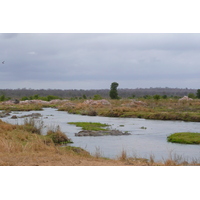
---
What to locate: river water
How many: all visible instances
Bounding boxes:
[2,108,200,162]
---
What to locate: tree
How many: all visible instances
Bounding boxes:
[0,94,5,101]
[153,94,161,100]
[82,94,87,99]
[196,89,200,99]
[109,82,119,99]
[188,93,196,99]
[162,94,168,99]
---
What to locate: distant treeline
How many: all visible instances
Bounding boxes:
[0,87,198,99]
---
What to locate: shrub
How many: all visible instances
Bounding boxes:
[47,125,72,144]
[188,93,196,99]
[153,94,161,100]
[0,95,6,101]
[93,94,102,100]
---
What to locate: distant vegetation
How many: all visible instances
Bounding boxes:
[20,94,62,101]
[0,87,199,100]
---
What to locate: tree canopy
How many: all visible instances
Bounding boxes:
[109,82,119,99]
[196,89,200,99]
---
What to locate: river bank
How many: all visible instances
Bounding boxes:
[1,98,200,122]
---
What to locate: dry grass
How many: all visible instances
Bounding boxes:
[0,104,43,111]
[0,119,129,166]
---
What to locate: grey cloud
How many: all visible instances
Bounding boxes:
[1,33,19,39]
[1,33,200,89]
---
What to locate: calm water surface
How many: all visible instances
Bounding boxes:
[2,108,200,162]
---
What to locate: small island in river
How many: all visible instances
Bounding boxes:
[67,122,131,136]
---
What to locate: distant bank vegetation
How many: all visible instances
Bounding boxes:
[0,87,199,100]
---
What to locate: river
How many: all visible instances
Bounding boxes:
[2,108,200,162]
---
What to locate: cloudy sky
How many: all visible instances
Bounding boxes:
[0,33,200,90]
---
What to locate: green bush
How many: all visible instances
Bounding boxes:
[153,94,161,100]
[93,94,102,100]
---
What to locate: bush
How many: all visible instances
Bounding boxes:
[153,94,161,100]
[188,93,196,99]
[47,125,72,144]
[0,95,6,101]
[93,94,102,100]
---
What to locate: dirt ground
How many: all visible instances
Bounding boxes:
[0,151,153,166]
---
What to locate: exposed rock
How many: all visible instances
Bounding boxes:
[49,99,69,104]
[83,99,111,106]
[11,115,17,119]
[179,96,193,101]
[20,100,49,104]
[13,99,20,104]
[124,100,147,107]
[63,102,76,107]
[0,111,10,118]
[0,100,15,105]
[18,113,42,118]
[75,130,131,136]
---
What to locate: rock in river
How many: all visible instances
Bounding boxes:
[0,111,10,118]
[75,130,131,137]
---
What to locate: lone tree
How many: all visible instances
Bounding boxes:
[109,82,119,99]
[196,89,200,99]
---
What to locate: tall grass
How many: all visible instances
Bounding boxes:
[23,118,44,134]
[117,149,200,166]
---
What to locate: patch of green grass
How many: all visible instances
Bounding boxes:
[68,122,110,131]
[167,132,200,144]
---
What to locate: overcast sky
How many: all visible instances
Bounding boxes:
[0,33,200,90]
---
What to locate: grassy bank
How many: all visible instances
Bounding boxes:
[1,98,200,122]
[57,98,200,122]
[0,104,43,111]
[167,132,200,144]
